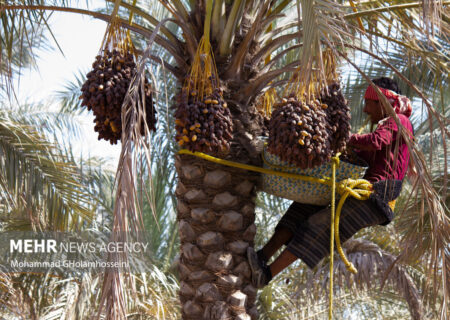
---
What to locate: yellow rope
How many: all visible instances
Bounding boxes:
[179,149,376,320]
[179,149,332,185]
[388,199,396,211]
[180,118,378,320]
[328,156,372,319]
[329,156,337,319]
[178,149,373,271]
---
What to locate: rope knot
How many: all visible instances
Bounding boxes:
[331,154,340,167]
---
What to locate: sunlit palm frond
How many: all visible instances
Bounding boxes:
[2,102,83,140]
[393,127,449,316]
[293,238,423,320]
[144,123,179,265]
[258,283,301,320]
[0,270,27,319]
[255,192,290,249]
[56,70,87,115]
[0,111,94,231]
[345,1,449,75]
[296,0,352,89]
[39,278,80,320]
[79,156,116,225]
[0,0,67,100]
[0,22,39,74]
[131,270,180,319]
[0,226,178,319]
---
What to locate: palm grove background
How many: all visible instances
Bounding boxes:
[0,0,449,319]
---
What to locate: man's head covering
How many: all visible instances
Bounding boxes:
[364,85,412,118]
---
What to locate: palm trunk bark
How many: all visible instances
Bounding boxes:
[175,153,260,320]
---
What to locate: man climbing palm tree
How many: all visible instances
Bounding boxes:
[248,77,414,288]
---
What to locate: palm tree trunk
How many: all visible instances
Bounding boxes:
[175,153,259,320]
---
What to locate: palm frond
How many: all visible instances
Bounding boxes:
[296,239,423,320]
[40,279,80,320]
[2,102,83,140]
[394,127,450,316]
[0,0,67,99]
[96,18,172,320]
[143,123,179,264]
[258,283,300,320]
[255,192,290,249]
[56,70,87,115]
[0,111,94,230]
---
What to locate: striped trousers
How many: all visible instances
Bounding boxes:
[276,197,387,269]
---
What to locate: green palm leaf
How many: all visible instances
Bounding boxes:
[0,110,94,230]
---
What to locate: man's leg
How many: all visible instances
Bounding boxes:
[273,197,389,273]
[259,227,293,262]
[257,202,325,262]
[248,202,325,288]
[247,227,294,288]
[269,249,298,277]
[250,197,388,288]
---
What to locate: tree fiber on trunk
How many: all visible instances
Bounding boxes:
[176,153,259,320]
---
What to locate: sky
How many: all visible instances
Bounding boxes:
[13,7,122,167]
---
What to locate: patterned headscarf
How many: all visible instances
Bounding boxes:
[364,85,412,118]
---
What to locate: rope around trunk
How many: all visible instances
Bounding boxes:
[178,148,374,319]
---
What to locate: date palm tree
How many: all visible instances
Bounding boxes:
[1,0,449,319]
